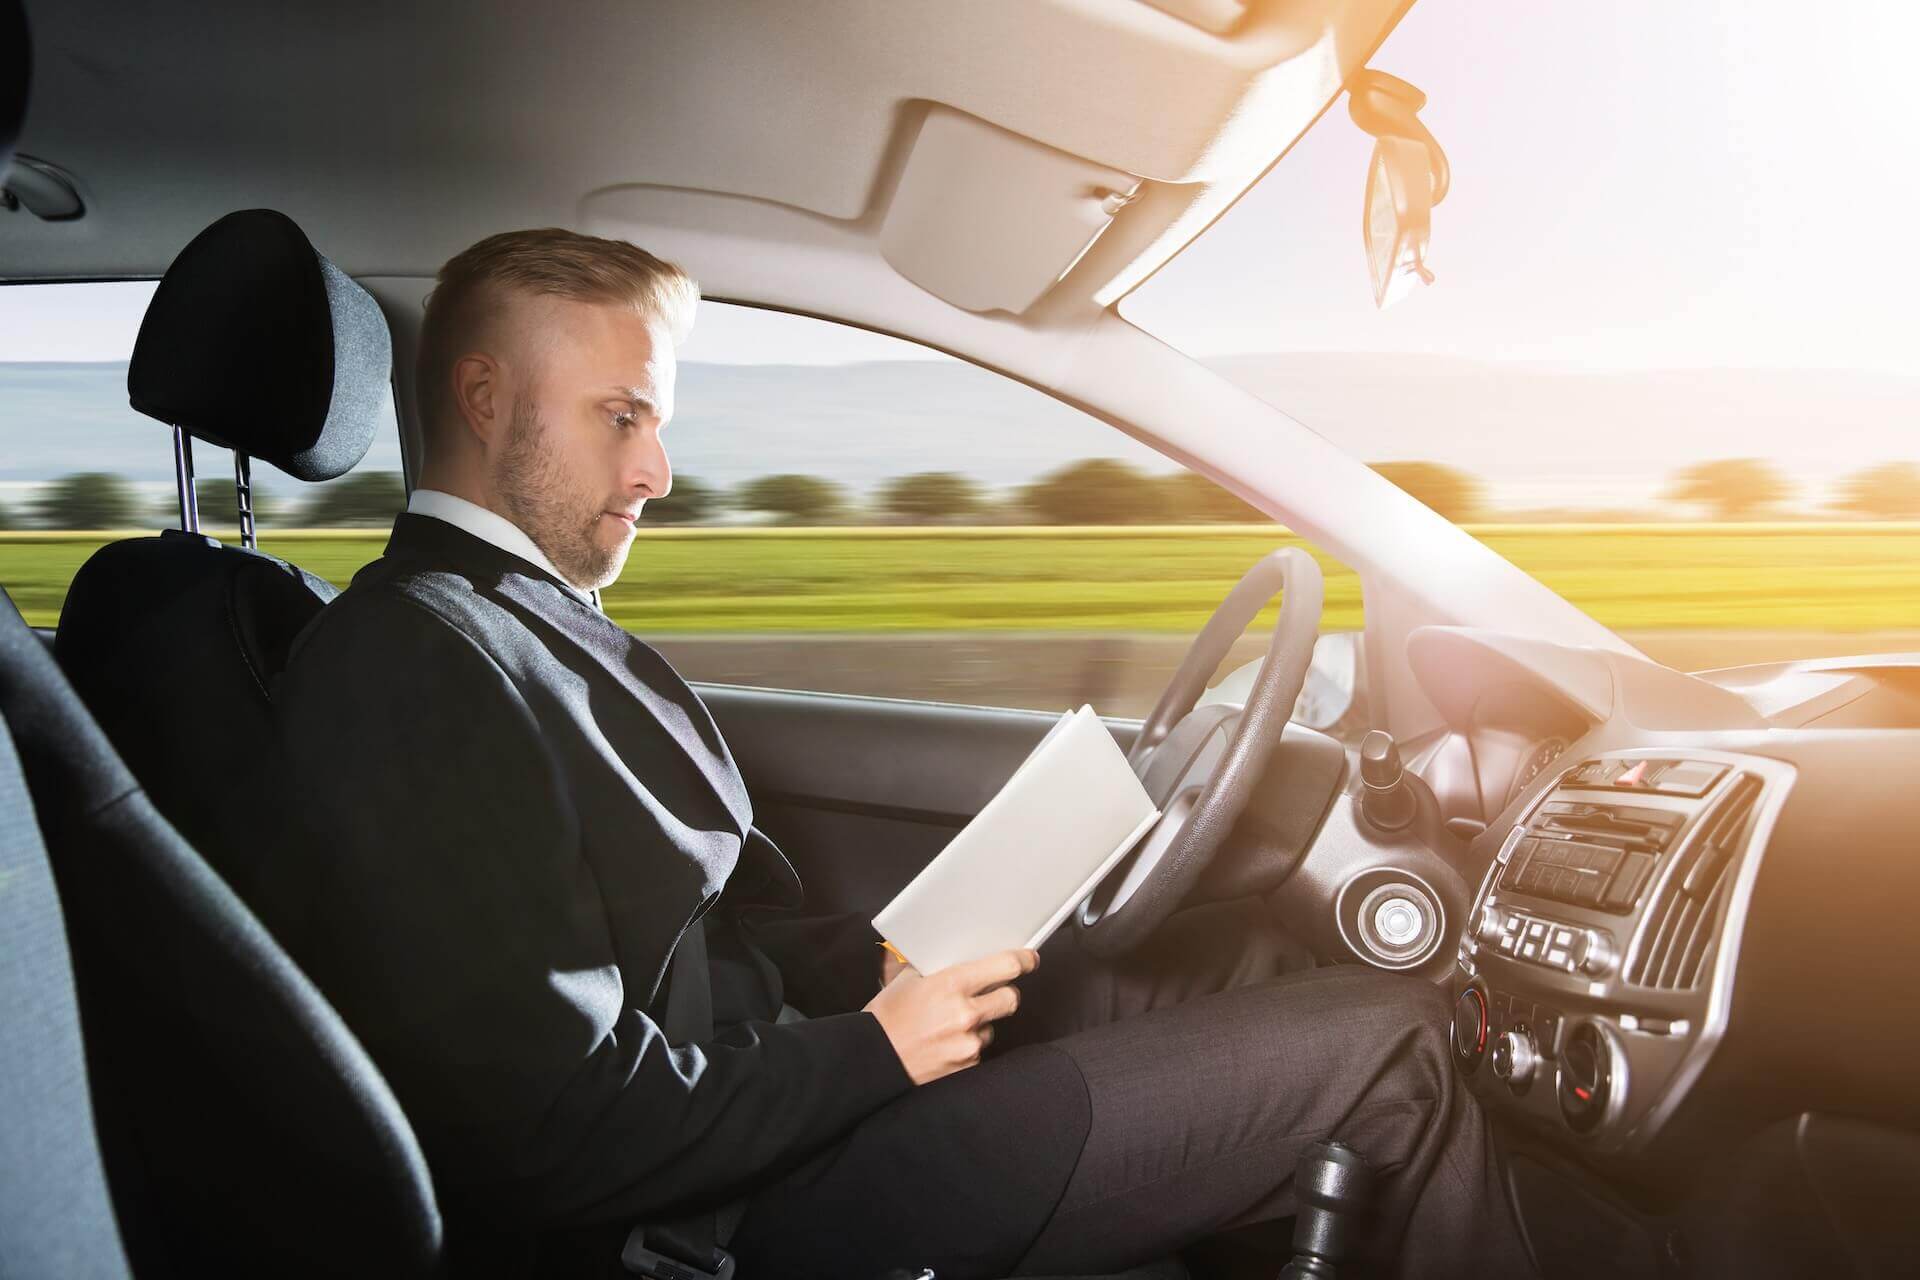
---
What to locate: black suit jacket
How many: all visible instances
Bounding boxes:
[272,514,911,1233]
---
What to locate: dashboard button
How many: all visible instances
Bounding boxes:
[1569,760,1618,786]
[1613,760,1651,787]
[1574,929,1616,977]
[1534,1007,1562,1055]
[1473,905,1504,946]
[1603,853,1655,910]
[1655,761,1726,796]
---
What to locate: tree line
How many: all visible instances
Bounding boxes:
[0,472,411,530]
[8,457,1920,530]
[0,463,1273,530]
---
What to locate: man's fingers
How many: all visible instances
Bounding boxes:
[972,983,1020,1024]
[948,947,1039,994]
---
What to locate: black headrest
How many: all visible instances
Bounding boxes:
[128,209,389,483]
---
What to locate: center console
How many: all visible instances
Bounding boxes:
[1450,747,1795,1153]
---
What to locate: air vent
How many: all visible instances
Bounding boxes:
[1627,774,1763,989]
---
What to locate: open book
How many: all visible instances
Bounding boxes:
[872,705,1162,974]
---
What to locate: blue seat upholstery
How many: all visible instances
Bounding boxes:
[0,714,131,1280]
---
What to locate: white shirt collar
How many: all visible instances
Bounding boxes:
[406,488,597,606]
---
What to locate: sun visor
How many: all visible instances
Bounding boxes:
[881,107,1141,316]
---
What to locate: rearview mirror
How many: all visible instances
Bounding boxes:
[1349,71,1449,310]
[1364,136,1437,309]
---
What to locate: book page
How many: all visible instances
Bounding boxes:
[872,705,1160,974]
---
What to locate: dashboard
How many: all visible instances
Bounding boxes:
[1263,625,1920,1277]
[1451,747,1795,1155]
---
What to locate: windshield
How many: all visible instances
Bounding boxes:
[1123,1,1920,670]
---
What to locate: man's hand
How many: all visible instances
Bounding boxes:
[880,946,909,990]
[863,948,1039,1086]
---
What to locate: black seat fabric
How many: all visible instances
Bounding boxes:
[0,714,132,1280]
[0,587,441,1276]
[56,534,338,899]
[127,208,389,482]
[55,208,388,896]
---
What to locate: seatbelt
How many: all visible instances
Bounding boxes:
[621,919,738,1280]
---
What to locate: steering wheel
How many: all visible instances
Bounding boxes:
[1074,547,1324,958]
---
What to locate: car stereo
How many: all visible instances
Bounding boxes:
[1450,748,1794,1154]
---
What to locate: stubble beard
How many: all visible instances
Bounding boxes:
[493,394,633,593]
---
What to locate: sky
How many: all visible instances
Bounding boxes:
[1123,0,1920,377]
[5,0,1917,511]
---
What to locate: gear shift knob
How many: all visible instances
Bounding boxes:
[1280,1140,1374,1279]
[1359,730,1401,788]
[1359,731,1415,831]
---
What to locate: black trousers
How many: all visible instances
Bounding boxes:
[729,900,1534,1280]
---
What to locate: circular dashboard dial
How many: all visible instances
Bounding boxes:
[1451,987,1488,1073]
[1510,736,1570,806]
[1557,1022,1615,1133]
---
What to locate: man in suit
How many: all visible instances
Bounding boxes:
[276,229,1533,1279]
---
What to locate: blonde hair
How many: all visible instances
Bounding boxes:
[415,228,699,448]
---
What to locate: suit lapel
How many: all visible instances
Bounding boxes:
[507,576,753,835]
[381,514,753,836]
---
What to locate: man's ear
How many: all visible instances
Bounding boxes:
[451,352,504,450]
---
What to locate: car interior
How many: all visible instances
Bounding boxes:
[4,2,1919,1278]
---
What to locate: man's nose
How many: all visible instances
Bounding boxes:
[633,431,671,499]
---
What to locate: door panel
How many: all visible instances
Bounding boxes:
[699,683,1141,917]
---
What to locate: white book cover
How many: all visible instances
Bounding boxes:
[872,704,1162,974]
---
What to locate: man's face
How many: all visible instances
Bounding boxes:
[491,298,675,592]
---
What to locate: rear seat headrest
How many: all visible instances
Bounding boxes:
[128,209,390,483]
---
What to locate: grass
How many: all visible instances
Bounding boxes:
[7,523,1920,635]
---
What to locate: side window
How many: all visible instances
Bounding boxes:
[627,302,1361,718]
[0,282,406,627]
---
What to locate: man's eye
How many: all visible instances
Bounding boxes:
[610,410,636,430]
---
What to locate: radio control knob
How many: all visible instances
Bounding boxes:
[1473,904,1504,946]
[1491,1024,1538,1092]
[1574,930,1615,977]
[1451,987,1489,1072]
[1558,1022,1619,1133]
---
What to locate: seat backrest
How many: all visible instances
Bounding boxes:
[56,533,339,900]
[0,587,441,1277]
[54,208,389,898]
[0,716,132,1280]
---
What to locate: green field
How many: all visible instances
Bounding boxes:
[8,523,1920,635]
